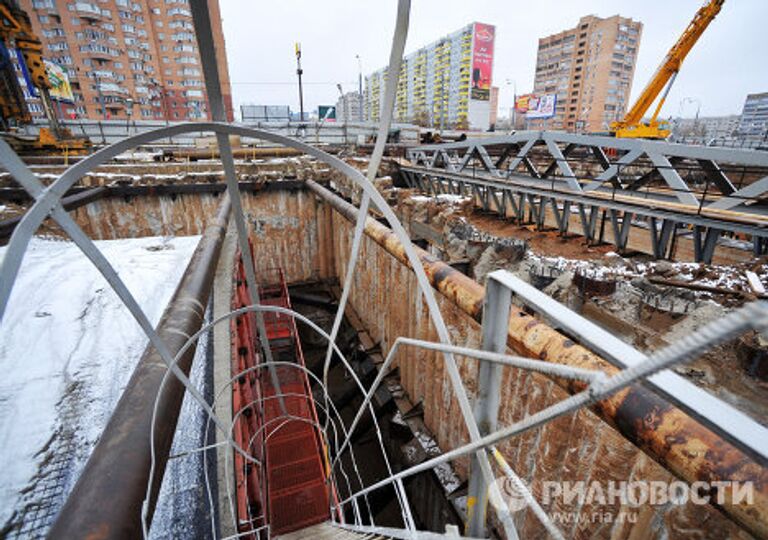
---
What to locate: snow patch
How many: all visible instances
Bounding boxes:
[0,235,199,533]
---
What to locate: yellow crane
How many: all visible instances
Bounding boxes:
[0,0,90,154]
[611,0,725,139]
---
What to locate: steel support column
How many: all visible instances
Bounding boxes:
[467,274,514,537]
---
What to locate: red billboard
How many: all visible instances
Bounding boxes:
[515,94,534,113]
[471,23,495,101]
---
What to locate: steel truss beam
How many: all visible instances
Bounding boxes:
[400,165,768,262]
[407,131,768,214]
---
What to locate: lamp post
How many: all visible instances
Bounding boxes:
[679,97,702,141]
[295,42,304,123]
[337,83,348,145]
[93,71,107,120]
[124,96,134,134]
[506,78,517,130]
[356,54,363,122]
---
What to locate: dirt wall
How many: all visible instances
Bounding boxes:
[68,189,322,284]
[61,185,757,538]
[327,203,753,539]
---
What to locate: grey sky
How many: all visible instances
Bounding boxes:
[219,0,767,121]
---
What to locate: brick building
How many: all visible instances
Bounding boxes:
[17,0,232,121]
[530,14,642,132]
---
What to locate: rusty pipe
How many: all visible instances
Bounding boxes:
[164,145,335,161]
[47,192,231,540]
[306,180,485,318]
[306,179,768,538]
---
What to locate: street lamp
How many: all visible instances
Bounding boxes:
[355,54,363,122]
[505,78,517,130]
[295,42,304,123]
[92,70,107,120]
[124,96,134,134]
[679,97,702,141]
[337,83,348,145]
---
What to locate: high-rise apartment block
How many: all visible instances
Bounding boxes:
[16,0,232,121]
[737,92,768,143]
[530,14,642,132]
[335,91,362,123]
[365,22,495,131]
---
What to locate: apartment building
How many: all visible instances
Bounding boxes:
[365,22,495,131]
[737,92,768,143]
[17,0,232,121]
[530,14,642,132]
[335,91,362,123]
[673,115,740,143]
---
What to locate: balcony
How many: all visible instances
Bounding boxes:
[97,83,127,97]
[73,2,104,21]
[81,49,113,61]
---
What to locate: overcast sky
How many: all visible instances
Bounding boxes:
[219,0,767,121]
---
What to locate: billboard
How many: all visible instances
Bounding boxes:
[241,105,291,122]
[44,60,74,102]
[514,94,534,113]
[526,93,557,119]
[318,105,336,121]
[470,23,495,101]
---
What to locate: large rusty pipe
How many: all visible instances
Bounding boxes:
[47,192,231,539]
[306,179,768,538]
[164,145,331,161]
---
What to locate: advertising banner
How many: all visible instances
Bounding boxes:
[44,60,75,102]
[526,93,557,119]
[470,23,495,101]
[318,105,337,121]
[514,94,534,113]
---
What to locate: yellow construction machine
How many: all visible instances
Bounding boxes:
[611,0,724,139]
[0,0,90,154]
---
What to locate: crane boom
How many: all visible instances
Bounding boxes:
[0,0,90,153]
[611,0,724,139]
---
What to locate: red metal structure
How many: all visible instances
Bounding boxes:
[231,249,334,537]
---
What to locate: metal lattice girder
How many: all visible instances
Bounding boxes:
[707,174,768,211]
[407,131,768,212]
[608,209,634,251]
[543,136,580,190]
[400,164,768,260]
[649,217,678,259]
[584,147,644,191]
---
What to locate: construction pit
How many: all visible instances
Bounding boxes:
[1,146,768,540]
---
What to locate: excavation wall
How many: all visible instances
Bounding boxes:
[62,185,759,539]
[323,198,758,539]
[68,188,323,284]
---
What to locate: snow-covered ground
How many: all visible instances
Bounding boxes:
[0,235,200,537]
